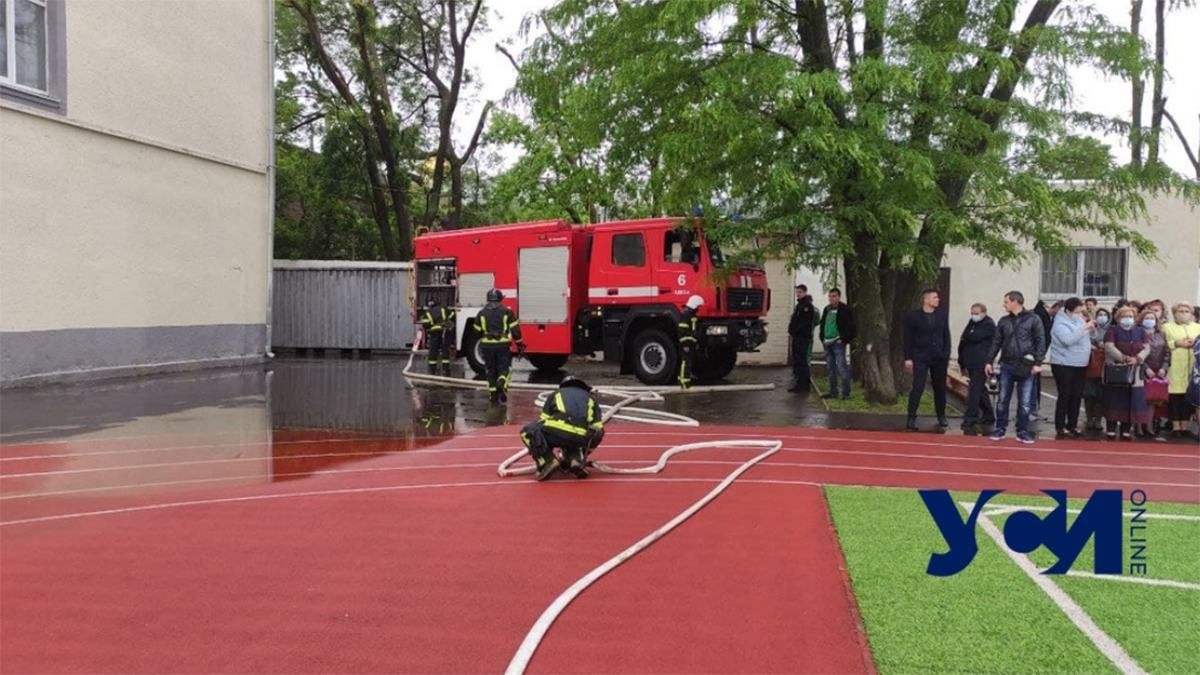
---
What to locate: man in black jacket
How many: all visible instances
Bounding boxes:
[819,289,857,399]
[958,302,996,434]
[903,289,952,430]
[788,285,817,392]
[985,291,1047,444]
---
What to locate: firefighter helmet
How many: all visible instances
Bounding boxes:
[560,375,592,391]
[486,288,504,303]
[685,294,704,310]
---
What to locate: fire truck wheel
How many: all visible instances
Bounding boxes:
[630,329,678,386]
[526,354,569,372]
[696,346,738,382]
[462,331,486,375]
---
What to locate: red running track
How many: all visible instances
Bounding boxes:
[1,426,1196,673]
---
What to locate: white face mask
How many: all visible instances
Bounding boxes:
[1096,315,1110,325]
[970,314,984,323]
[1119,317,1135,328]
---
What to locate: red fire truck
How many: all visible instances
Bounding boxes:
[411,217,769,385]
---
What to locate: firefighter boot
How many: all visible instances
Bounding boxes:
[535,455,559,481]
[565,448,589,479]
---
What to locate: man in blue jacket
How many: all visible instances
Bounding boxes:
[903,289,952,431]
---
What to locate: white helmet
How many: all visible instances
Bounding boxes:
[685,294,704,310]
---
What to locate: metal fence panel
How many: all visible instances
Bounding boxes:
[271,261,414,349]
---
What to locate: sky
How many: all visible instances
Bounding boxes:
[457,0,1200,178]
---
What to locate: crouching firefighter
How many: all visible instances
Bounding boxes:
[521,376,606,480]
[419,298,454,374]
[678,294,704,389]
[474,288,525,403]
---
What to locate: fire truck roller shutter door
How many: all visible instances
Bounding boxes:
[519,246,570,323]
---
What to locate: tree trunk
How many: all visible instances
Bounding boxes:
[449,159,465,229]
[361,135,399,260]
[1130,0,1145,168]
[1147,0,1165,165]
[847,232,898,404]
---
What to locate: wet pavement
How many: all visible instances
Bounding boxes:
[0,354,1191,505]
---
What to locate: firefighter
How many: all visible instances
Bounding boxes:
[474,288,525,403]
[418,298,454,374]
[678,294,704,389]
[520,375,606,480]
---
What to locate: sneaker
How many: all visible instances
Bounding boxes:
[1017,433,1035,445]
[821,393,838,400]
[988,431,1006,441]
[1067,429,1083,439]
[535,457,559,481]
[937,417,949,429]
[906,418,919,432]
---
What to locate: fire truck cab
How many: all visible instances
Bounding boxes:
[412,218,768,385]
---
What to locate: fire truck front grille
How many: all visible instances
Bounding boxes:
[726,288,764,313]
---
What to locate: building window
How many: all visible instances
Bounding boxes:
[0,0,65,114]
[1040,248,1127,299]
[611,233,646,267]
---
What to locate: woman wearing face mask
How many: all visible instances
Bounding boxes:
[1048,297,1094,438]
[1102,307,1151,440]
[1162,302,1200,438]
[1082,308,1111,431]
[1141,310,1171,441]
[957,303,996,434]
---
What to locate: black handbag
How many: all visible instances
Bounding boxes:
[1103,364,1137,387]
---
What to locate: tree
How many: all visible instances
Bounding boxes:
[385,0,494,229]
[511,0,1194,403]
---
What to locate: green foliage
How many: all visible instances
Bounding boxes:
[505,0,1199,401]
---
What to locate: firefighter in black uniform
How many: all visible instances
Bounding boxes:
[418,298,454,374]
[520,375,606,480]
[677,294,704,389]
[474,288,525,403]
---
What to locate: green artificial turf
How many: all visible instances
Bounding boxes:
[825,485,1199,674]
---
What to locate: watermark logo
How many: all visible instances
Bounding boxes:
[921,489,1137,577]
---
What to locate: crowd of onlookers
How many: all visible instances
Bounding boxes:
[789,285,1200,445]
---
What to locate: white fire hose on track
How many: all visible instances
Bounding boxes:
[402,349,783,673]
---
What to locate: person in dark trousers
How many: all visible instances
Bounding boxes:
[958,302,996,434]
[418,298,454,374]
[819,289,857,399]
[902,289,952,431]
[520,375,606,480]
[1031,299,1057,418]
[1048,297,1096,438]
[474,288,525,404]
[788,285,817,392]
[677,294,704,389]
[986,291,1048,444]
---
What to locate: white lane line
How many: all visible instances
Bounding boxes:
[5,441,1194,482]
[505,442,782,675]
[973,509,1148,675]
[0,472,820,527]
[461,430,1200,460]
[6,428,1196,463]
[982,504,1200,522]
[0,436,401,462]
[3,452,1196,502]
[1051,570,1200,591]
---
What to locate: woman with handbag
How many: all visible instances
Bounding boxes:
[1141,310,1171,442]
[1083,308,1110,431]
[1163,303,1200,438]
[1102,307,1151,441]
